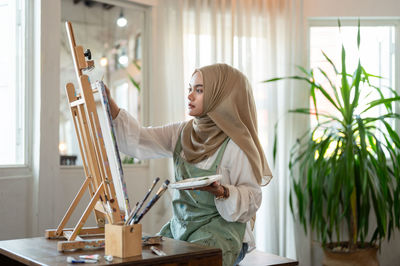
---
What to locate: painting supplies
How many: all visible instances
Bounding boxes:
[67,256,97,263]
[150,246,167,256]
[78,254,100,261]
[142,235,163,246]
[125,177,160,225]
[133,180,170,224]
[124,202,139,224]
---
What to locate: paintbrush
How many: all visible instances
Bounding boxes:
[125,177,160,225]
[124,202,139,225]
[133,179,170,224]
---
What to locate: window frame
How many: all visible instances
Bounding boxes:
[0,0,33,178]
[307,17,400,133]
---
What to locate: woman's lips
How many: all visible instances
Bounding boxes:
[188,103,194,109]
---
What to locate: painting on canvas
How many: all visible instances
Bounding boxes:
[94,81,131,216]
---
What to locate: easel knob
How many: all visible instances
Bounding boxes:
[84,49,92,60]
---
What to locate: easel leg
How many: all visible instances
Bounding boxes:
[69,183,105,241]
[88,179,106,227]
[47,178,90,238]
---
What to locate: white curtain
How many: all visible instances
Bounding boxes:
[154,0,308,261]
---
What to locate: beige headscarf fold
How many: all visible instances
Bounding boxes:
[181,63,273,185]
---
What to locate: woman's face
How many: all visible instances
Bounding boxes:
[188,71,204,116]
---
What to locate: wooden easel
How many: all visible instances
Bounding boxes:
[45,21,124,251]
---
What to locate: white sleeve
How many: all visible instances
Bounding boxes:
[113,109,184,160]
[214,141,262,223]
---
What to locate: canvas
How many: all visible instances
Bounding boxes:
[94,80,131,216]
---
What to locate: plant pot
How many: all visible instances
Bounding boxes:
[322,242,379,266]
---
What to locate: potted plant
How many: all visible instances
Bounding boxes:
[265,22,400,265]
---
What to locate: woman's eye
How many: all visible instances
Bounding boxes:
[188,87,192,93]
[196,88,203,93]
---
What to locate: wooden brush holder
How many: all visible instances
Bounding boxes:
[105,223,142,258]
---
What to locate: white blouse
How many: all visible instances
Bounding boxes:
[113,109,262,248]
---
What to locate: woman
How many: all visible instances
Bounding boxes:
[109,63,272,266]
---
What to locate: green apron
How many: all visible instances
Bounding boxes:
[159,134,246,266]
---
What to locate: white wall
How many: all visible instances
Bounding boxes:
[301,1,400,266]
[0,177,31,239]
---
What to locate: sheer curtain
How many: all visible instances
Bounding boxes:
[154,0,308,261]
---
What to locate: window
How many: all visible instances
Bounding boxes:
[309,19,398,135]
[59,0,145,166]
[0,0,29,166]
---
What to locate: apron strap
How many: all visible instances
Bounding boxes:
[174,131,230,168]
[209,137,230,171]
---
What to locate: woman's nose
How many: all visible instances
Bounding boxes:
[188,91,194,101]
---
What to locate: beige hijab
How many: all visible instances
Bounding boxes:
[181,63,272,185]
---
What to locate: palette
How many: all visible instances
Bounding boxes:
[169,174,222,190]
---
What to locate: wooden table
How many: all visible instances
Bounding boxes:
[0,237,222,265]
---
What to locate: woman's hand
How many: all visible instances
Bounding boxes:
[189,181,226,198]
[104,84,120,120]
